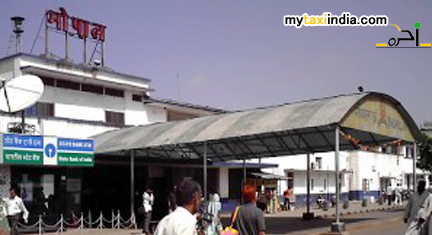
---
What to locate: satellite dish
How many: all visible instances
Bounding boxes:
[0,75,44,113]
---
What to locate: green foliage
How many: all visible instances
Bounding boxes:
[418,133,432,171]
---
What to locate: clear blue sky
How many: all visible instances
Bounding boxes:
[1,0,431,124]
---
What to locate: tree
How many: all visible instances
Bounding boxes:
[417,133,432,171]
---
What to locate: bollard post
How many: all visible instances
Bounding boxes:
[111,210,114,229]
[99,212,103,229]
[38,215,42,235]
[80,212,84,235]
[60,214,64,234]
[117,210,120,229]
[88,210,92,229]
[132,212,137,229]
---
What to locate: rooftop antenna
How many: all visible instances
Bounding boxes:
[11,16,25,53]
[8,17,44,134]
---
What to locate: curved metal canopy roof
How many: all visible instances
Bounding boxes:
[93,92,421,162]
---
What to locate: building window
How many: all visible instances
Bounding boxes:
[56,79,80,90]
[396,146,403,155]
[391,146,399,155]
[82,84,104,95]
[132,94,142,102]
[287,172,294,189]
[316,157,322,170]
[362,179,370,192]
[105,111,124,125]
[405,146,414,158]
[25,102,55,117]
[40,76,55,86]
[382,146,394,154]
[105,88,124,98]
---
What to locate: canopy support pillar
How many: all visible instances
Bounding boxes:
[303,153,314,220]
[332,125,345,233]
[307,153,310,214]
[242,159,247,204]
[243,159,247,186]
[413,143,417,192]
[203,142,208,212]
[130,150,135,215]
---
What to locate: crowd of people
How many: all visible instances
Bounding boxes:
[383,183,406,206]
[150,178,266,235]
[150,178,432,235]
[6,177,431,235]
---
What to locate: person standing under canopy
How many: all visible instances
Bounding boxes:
[233,185,266,235]
[142,187,154,235]
[206,193,222,235]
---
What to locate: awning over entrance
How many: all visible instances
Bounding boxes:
[211,162,278,169]
[251,172,289,180]
[93,92,422,231]
[286,169,353,174]
[94,92,421,161]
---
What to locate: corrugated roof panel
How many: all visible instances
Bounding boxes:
[93,92,421,160]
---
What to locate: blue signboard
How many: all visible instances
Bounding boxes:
[57,138,94,152]
[1,134,94,167]
[3,134,43,149]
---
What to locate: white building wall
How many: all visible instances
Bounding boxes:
[124,91,168,125]
[250,152,350,195]
[249,147,425,202]
[40,86,166,125]
[0,55,169,138]
[255,152,349,172]
[0,54,168,128]
[0,115,117,139]
[348,149,425,193]
[18,57,150,90]
[291,171,349,196]
[0,58,15,80]
[219,167,229,199]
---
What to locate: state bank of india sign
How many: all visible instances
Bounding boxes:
[0,134,94,167]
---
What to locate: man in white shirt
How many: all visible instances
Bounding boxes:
[395,184,402,206]
[404,180,432,235]
[154,178,202,235]
[143,187,154,235]
[387,184,393,206]
[5,188,29,235]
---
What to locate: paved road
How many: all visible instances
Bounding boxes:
[349,218,406,235]
[221,208,406,235]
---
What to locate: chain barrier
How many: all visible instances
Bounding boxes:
[16,211,138,234]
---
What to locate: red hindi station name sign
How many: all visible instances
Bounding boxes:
[46,7,106,42]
